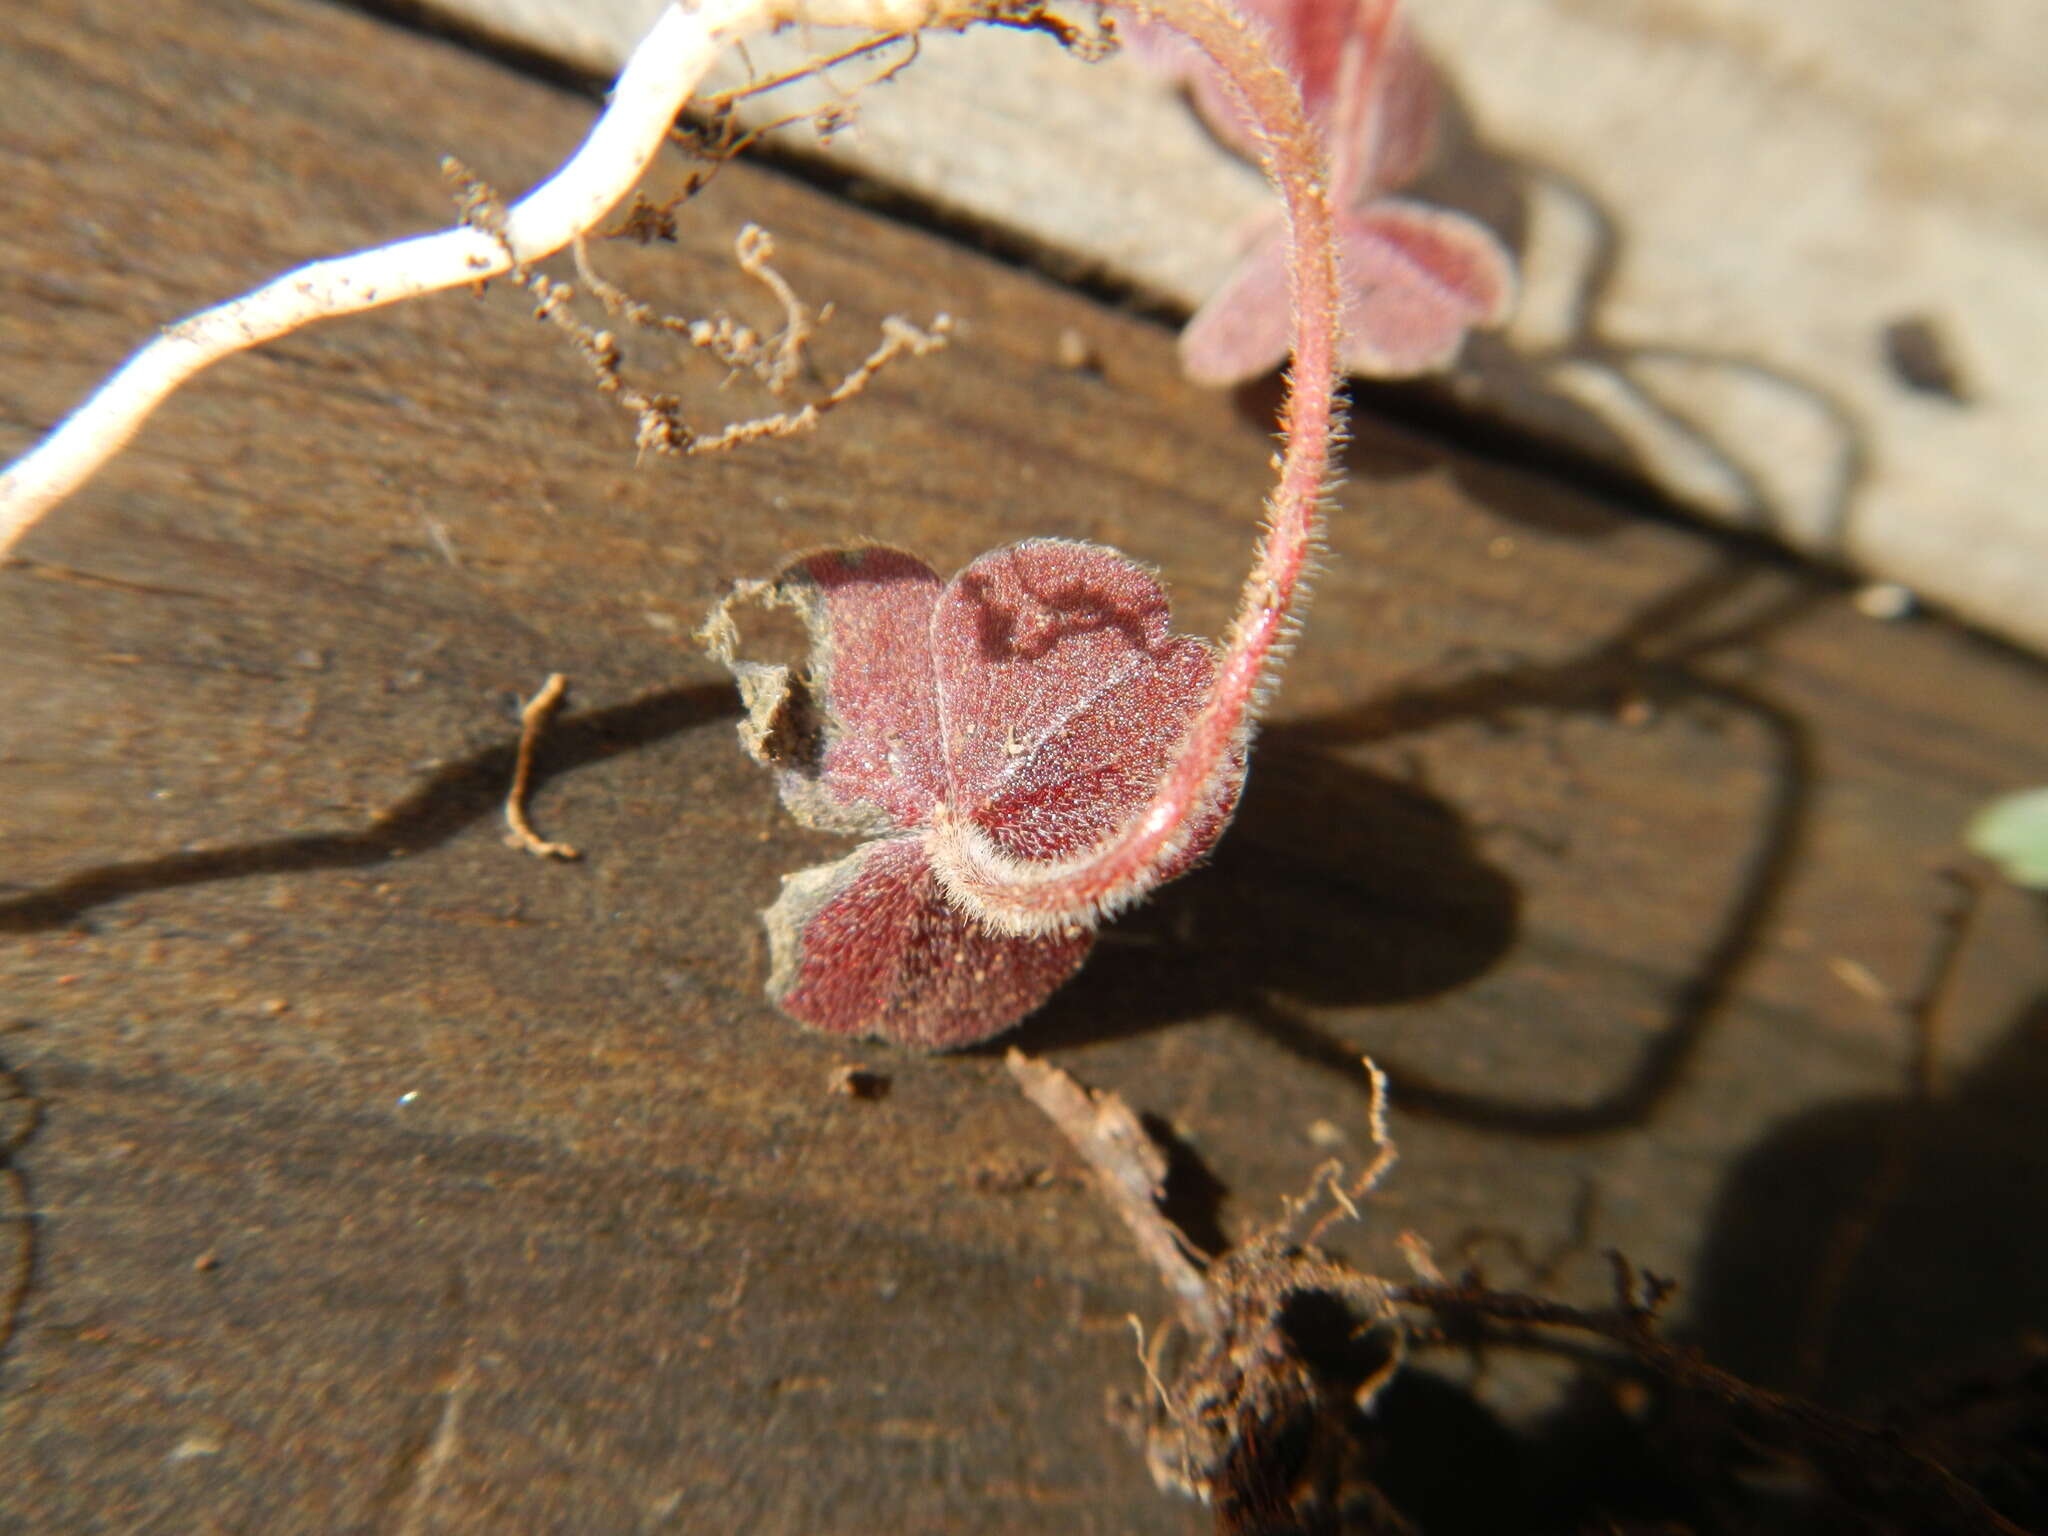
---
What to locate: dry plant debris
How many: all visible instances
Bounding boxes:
[1011,1050,1408,1531]
[445,160,953,461]
[1009,1051,2035,1536]
[503,673,581,861]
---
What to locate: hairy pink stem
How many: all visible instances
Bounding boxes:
[931,0,1342,936]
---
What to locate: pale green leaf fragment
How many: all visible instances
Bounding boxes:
[1966,786,2048,890]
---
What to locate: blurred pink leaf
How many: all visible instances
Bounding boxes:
[1131,0,1515,383]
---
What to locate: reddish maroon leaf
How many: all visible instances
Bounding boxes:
[971,634,1227,865]
[935,541,1237,869]
[764,835,1095,1050]
[1134,0,1430,200]
[1179,192,1515,384]
[713,539,1243,1048]
[931,541,1171,804]
[767,546,946,833]
[1174,0,1352,154]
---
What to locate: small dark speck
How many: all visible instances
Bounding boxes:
[830,1065,889,1101]
[1882,315,1970,403]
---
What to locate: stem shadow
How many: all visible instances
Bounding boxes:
[1028,554,1821,1145]
[0,681,738,934]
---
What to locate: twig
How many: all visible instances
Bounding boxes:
[676,313,953,454]
[1899,866,1982,1101]
[732,223,812,392]
[392,1352,478,1536]
[1006,1048,1216,1333]
[1023,1051,2025,1535]
[504,674,580,860]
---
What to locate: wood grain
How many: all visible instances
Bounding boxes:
[2,1,2045,1530]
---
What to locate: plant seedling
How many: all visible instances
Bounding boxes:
[1135,0,1515,384]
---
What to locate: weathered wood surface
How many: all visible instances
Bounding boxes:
[2,1,2046,1531]
[424,0,2048,663]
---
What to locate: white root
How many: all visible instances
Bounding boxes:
[0,0,1004,553]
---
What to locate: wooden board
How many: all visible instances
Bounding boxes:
[422,0,2048,662]
[2,1,2046,1530]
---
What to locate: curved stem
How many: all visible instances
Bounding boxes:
[934,0,1343,936]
